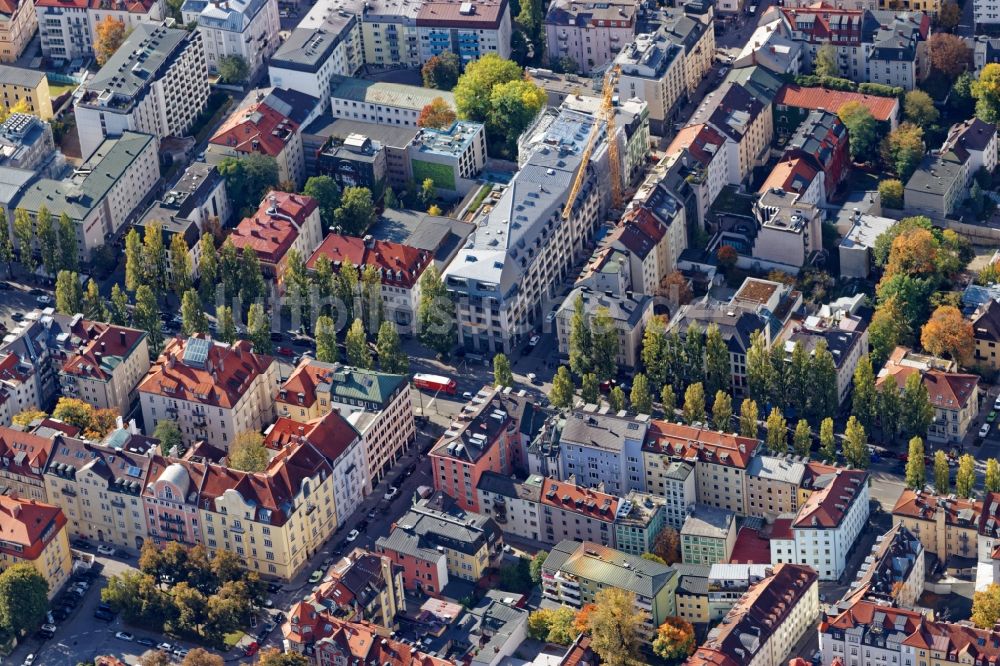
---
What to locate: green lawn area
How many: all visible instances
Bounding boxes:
[47,82,77,98]
[223,630,244,649]
[711,185,755,217]
[467,184,492,214]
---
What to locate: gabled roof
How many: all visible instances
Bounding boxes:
[972,300,1000,343]
[792,468,867,529]
[892,489,982,527]
[229,192,317,265]
[307,234,431,288]
[210,101,299,157]
[643,421,759,469]
[775,85,898,122]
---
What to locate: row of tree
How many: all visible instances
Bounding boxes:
[0,207,79,278]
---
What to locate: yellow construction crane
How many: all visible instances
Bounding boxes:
[561,65,623,220]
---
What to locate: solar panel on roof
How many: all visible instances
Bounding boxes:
[183,337,212,368]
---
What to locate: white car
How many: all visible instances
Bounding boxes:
[346,529,360,542]
[384,486,399,501]
[173,648,189,659]
[97,545,115,556]
[982,423,992,438]
[115,632,133,642]
[546,311,557,324]
[35,295,51,306]
[22,654,34,666]
[993,395,1000,410]
[462,391,474,399]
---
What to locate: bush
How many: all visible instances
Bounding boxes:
[859,82,904,98]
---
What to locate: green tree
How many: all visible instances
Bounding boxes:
[765,407,787,454]
[486,78,547,155]
[906,437,926,489]
[216,305,237,344]
[843,416,870,469]
[988,459,1000,493]
[581,373,599,404]
[12,208,34,272]
[334,187,376,235]
[852,355,878,432]
[83,279,107,321]
[904,89,940,128]
[592,307,619,382]
[55,270,82,314]
[453,53,523,122]
[878,381,902,443]
[314,315,338,363]
[641,316,668,391]
[153,420,183,456]
[346,318,372,369]
[881,123,925,181]
[630,373,652,414]
[683,382,706,424]
[109,283,130,326]
[282,247,312,328]
[335,256,359,324]
[839,101,879,162]
[303,175,341,229]
[580,588,645,666]
[793,419,811,457]
[0,210,12,276]
[493,352,513,387]
[416,265,456,357]
[419,178,436,209]
[712,391,732,432]
[198,233,218,306]
[569,293,593,377]
[257,650,309,666]
[746,330,773,407]
[972,583,1000,629]
[900,372,933,440]
[217,55,249,83]
[820,417,836,461]
[218,238,240,302]
[934,450,951,494]
[58,212,76,273]
[181,289,208,336]
[36,206,57,275]
[879,179,905,209]
[740,398,759,439]
[661,384,676,416]
[973,64,1000,123]
[704,323,730,396]
[786,341,810,416]
[142,221,167,296]
[360,265,382,332]
[814,43,840,77]
[421,50,461,90]
[247,303,272,355]
[550,366,575,409]
[609,386,626,412]
[169,232,193,299]
[683,324,706,388]
[0,563,48,636]
[134,285,163,358]
[217,154,280,217]
[807,340,839,424]
[228,431,269,472]
[528,607,577,644]
[869,297,912,367]
[957,453,976,498]
[238,247,265,305]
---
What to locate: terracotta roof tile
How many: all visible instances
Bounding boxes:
[775,84,898,122]
[643,420,759,469]
[539,478,618,521]
[229,192,318,265]
[307,234,431,288]
[210,101,299,157]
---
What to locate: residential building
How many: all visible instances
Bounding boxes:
[408,121,486,198]
[687,564,819,666]
[974,37,1000,74]
[416,0,512,66]
[940,116,998,182]
[0,496,71,598]
[329,77,455,128]
[751,189,823,270]
[375,492,503,595]
[608,198,687,298]
[35,0,165,61]
[444,107,606,354]
[14,132,159,261]
[0,113,59,174]
[58,321,150,418]
[181,0,279,77]
[558,408,650,497]
[555,287,654,368]
[746,455,807,521]
[43,434,154,550]
[228,192,322,281]
[706,563,772,621]
[839,211,898,279]
[307,234,431,332]
[541,539,677,638]
[284,603,450,666]
[0,65,51,119]
[661,8,714,96]
[357,0,420,71]
[868,11,930,90]
[878,346,980,444]
[451,591,530,666]
[674,563,712,625]
[538,477,620,548]
[657,461,695,530]
[769,468,870,580]
[665,123,729,219]
[74,24,209,159]
[476,472,544,542]
[316,133,387,191]
[141,455,205,547]
[208,98,305,188]
[819,600,924,666]
[733,18,803,75]
[544,0,637,74]
[561,94,650,190]
[972,300,1000,372]
[688,82,771,186]
[892,489,980,563]
[904,153,968,219]
[765,110,849,204]
[0,0,37,63]
[275,360,413,486]
[315,549,405,629]
[681,505,737,566]
[304,116,419,186]
[774,84,900,136]
[643,420,760,516]
[615,491,667,556]
[841,523,924,608]
[138,336,279,450]
[263,410,368,527]
[614,31,686,135]
[0,426,52,500]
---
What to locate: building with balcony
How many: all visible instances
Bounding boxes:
[545,0,636,74]
[615,490,667,556]
[541,539,677,638]
[706,563,772,621]
[0,496,71,598]
[313,549,405,629]
[181,0,279,77]
[0,65,51,119]
[416,0,511,66]
[682,505,737,566]
[557,408,650,497]
[138,336,279,450]
[614,31,685,136]
[57,322,149,418]
[228,192,322,281]
[555,287,654,369]
[357,0,420,70]
[0,0,37,63]
[74,23,208,159]
[208,98,305,188]
[841,523,924,608]
[892,489,980,564]
[316,133,387,192]
[819,600,924,666]
[36,0,165,61]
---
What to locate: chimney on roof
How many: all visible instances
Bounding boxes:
[363,235,374,249]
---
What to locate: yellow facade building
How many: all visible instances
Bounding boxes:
[892,489,979,562]
[0,496,72,598]
[0,64,52,118]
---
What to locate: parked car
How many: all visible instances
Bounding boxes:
[346,529,360,542]
[173,648,189,659]
[93,609,114,622]
[270,332,284,342]
[115,632,133,642]
[157,643,172,653]
[525,334,540,352]
[11,312,23,322]
[404,463,417,477]
[356,519,369,532]
[982,423,992,438]
[276,346,294,357]
[96,545,115,556]
[266,582,282,594]
[308,569,324,584]
[71,539,92,550]
[367,508,378,519]
[22,654,34,666]
[136,637,156,647]
[384,486,399,501]
[244,642,260,657]
[994,395,1000,410]
[114,549,130,559]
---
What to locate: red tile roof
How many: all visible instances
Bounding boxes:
[35,0,160,11]
[229,192,318,266]
[759,158,818,196]
[138,336,274,409]
[0,350,31,384]
[903,619,1000,662]
[666,123,727,168]
[770,517,794,540]
[276,361,332,410]
[892,489,982,528]
[820,599,923,634]
[210,102,299,158]
[775,85,899,122]
[0,496,66,560]
[539,478,618,522]
[307,234,431,288]
[61,322,146,381]
[0,426,54,482]
[264,411,360,463]
[416,0,508,28]
[792,468,867,529]
[729,526,773,564]
[878,362,979,411]
[613,208,666,260]
[644,421,759,469]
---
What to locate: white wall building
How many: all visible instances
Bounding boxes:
[182,0,280,77]
[36,0,165,60]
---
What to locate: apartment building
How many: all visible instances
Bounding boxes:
[359,0,420,70]
[689,82,771,186]
[688,564,819,666]
[541,540,677,638]
[746,455,808,521]
[643,421,760,516]
[819,600,925,666]
[539,478,620,548]
[842,523,924,608]
[656,461,695,530]
[661,8,714,96]
[264,410,367,527]
[976,0,1000,33]
[0,65,51,119]
[941,117,998,182]
[0,0,37,63]
[208,99,305,188]
[138,336,279,450]
[75,23,209,158]
[904,154,968,220]
[409,121,486,197]
[330,77,455,128]
[375,492,503,595]
[476,472,543,542]
[972,300,1000,372]
[314,549,405,629]
[58,322,149,418]
[416,0,512,65]
[770,468,870,580]
[666,124,730,219]
[774,84,900,135]
[0,496,71,598]
[181,0,279,77]
[307,234,431,333]
[752,188,824,270]
[228,192,322,281]
[36,0,165,61]
[615,491,667,556]
[43,435,153,550]
[557,408,650,497]
[0,113,57,176]
[555,287,654,368]
[765,110,850,205]
[892,489,979,562]
[0,426,53,500]
[15,131,159,261]
[443,107,605,355]
[615,32,685,136]
[681,505,737,566]
[545,0,636,74]
[878,346,980,445]
[705,563,771,622]
[608,192,688,298]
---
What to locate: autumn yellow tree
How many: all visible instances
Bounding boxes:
[228,431,270,472]
[652,617,697,660]
[417,97,457,130]
[579,588,647,666]
[921,305,974,364]
[0,99,30,124]
[12,408,46,428]
[652,526,681,564]
[95,16,128,66]
[973,583,1000,628]
[885,228,940,278]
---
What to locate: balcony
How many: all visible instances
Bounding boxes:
[111,497,125,508]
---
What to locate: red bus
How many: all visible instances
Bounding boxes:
[413,373,457,395]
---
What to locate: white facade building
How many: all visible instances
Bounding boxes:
[182,0,280,77]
